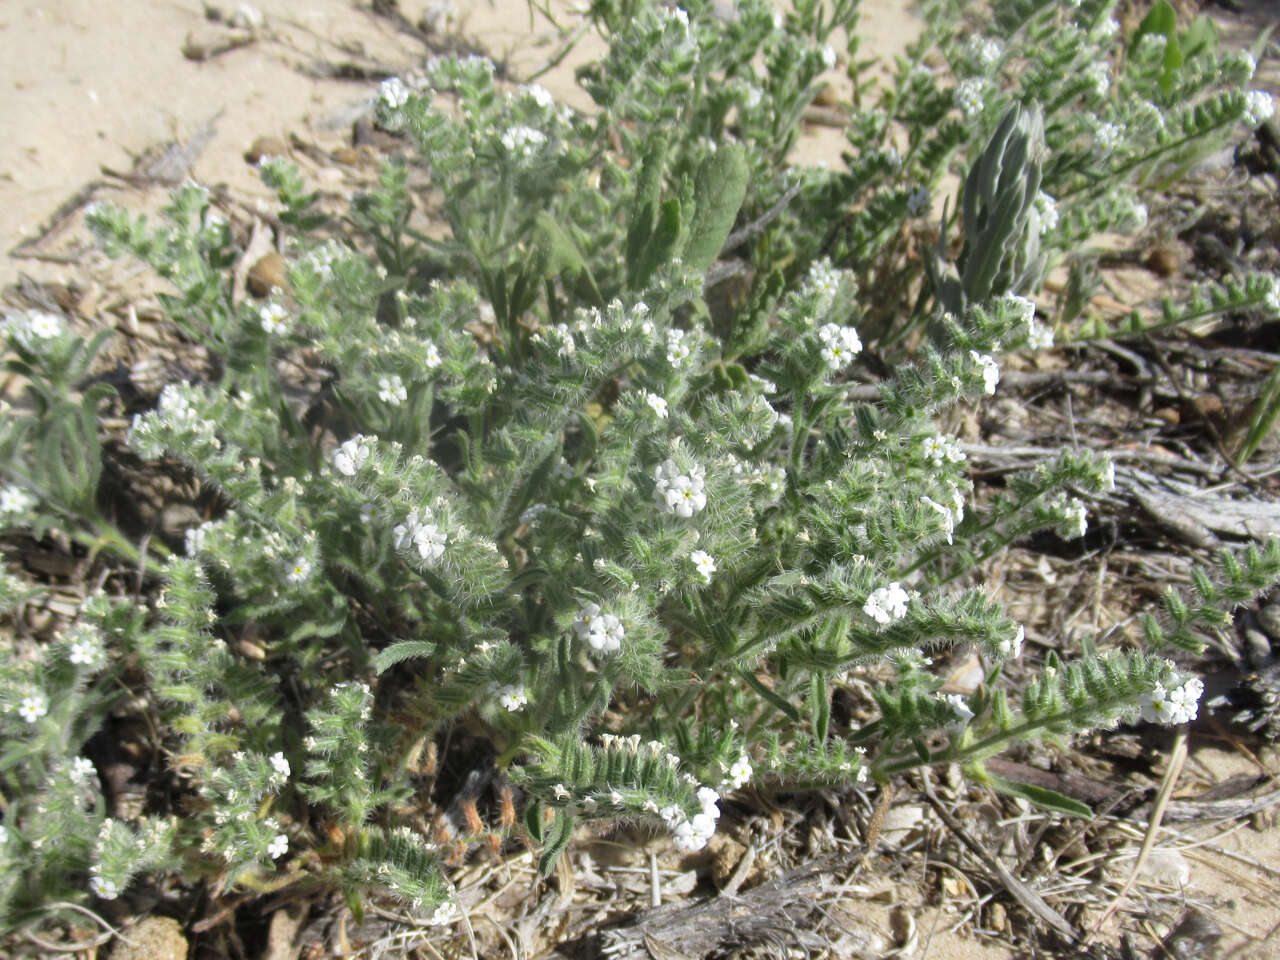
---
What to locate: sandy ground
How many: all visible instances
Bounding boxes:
[4,2,1280,958]
[0,0,918,293]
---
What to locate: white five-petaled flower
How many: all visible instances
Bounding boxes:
[689,549,716,583]
[0,485,35,518]
[863,582,910,625]
[67,627,104,667]
[268,833,289,859]
[724,753,752,790]
[572,602,625,653]
[666,328,691,365]
[920,495,956,544]
[89,876,119,899]
[921,434,964,464]
[70,756,96,785]
[970,350,1000,395]
[424,343,442,368]
[817,322,863,369]
[333,436,372,476]
[1244,90,1276,127]
[17,694,48,724]
[377,374,407,406]
[27,311,64,340]
[285,556,312,586]
[968,36,1001,70]
[259,302,289,335]
[645,392,669,419]
[497,685,528,711]
[653,459,707,518]
[1140,674,1204,725]
[520,83,555,109]
[269,752,291,780]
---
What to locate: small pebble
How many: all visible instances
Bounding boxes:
[247,252,287,297]
[244,135,288,165]
[1257,603,1280,642]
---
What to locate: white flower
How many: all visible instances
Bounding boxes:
[1094,120,1124,155]
[659,803,683,824]
[921,434,964,464]
[428,900,460,926]
[17,694,48,724]
[520,83,555,109]
[863,583,910,625]
[497,685,528,711]
[184,521,213,556]
[1244,90,1275,127]
[920,495,955,544]
[673,810,717,851]
[259,302,289,335]
[666,328,691,365]
[1096,17,1120,43]
[70,756,96,785]
[645,393,669,419]
[742,84,762,109]
[820,44,836,69]
[285,556,312,585]
[1121,198,1148,232]
[268,833,289,859]
[906,185,931,217]
[954,78,986,118]
[0,825,7,845]
[817,322,863,369]
[967,36,1001,70]
[24,311,64,341]
[1085,62,1110,98]
[424,343,442,369]
[501,125,547,157]
[66,627,104,667]
[807,260,841,304]
[696,786,720,817]
[689,549,716,583]
[1026,321,1054,350]
[653,459,707,518]
[970,350,1000,394]
[1057,498,1088,540]
[573,602,625,653]
[1035,191,1059,235]
[945,693,974,723]
[333,436,372,476]
[270,752,291,779]
[393,511,448,563]
[89,876,119,899]
[998,624,1024,659]
[1004,294,1035,326]
[724,754,752,790]
[377,374,407,406]
[0,485,35,519]
[1140,675,1204,725]
[379,76,410,109]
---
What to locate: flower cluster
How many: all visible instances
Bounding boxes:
[0,485,36,523]
[573,602,625,654]
[817,322,863,369]
[393,510,448,563]
[665,785,721,852]
[333,435,374,476]
[653,459,707,518]
[1139,673,1204,725]
[863,583,910,625]
[377,375,408,406]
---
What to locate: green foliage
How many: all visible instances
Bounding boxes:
[1,0,1277,938]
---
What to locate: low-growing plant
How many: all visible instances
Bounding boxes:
[1,0,1278,938]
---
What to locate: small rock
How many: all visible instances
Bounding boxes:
[1257,603,1280,643]
[811,83,838,107]
[247,253,287,297]
[1145,245,1182,277]
[332,146,361,167]
[1243,627,1272,669]
[1153,406,1180,426]
[111,916,188,960]
[245,136,288,165]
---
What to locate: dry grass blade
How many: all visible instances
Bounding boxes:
[918,769,1079,944]
[1085,729,1188,946]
